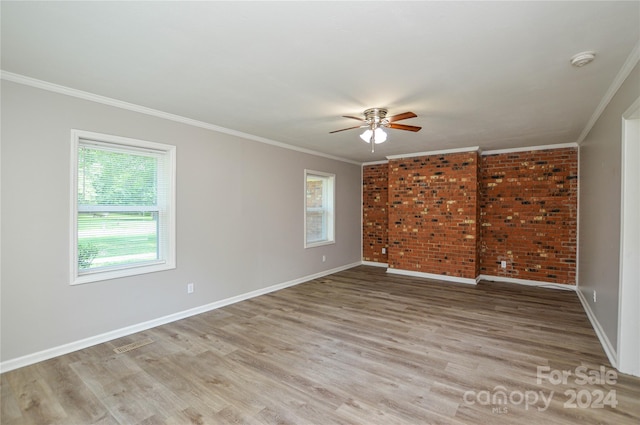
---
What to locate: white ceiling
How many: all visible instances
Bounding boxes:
[2,1,639,163]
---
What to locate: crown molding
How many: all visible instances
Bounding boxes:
[362,159,389,166]
[0,71,361,165]
[481,142,578,156]
[576,40,640,144]
[386,146,480,160]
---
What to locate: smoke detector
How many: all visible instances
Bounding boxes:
[570,51,596,67]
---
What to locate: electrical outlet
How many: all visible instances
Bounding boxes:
[187,283,194,294]
[322,255,326,263]
[593,290,597,303]
[382,247,386,254]
[500,260,507,269]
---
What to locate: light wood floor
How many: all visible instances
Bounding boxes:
[2,266,639,424]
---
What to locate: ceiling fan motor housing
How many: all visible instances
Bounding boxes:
[364,108,388,126]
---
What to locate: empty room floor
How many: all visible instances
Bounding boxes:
[2,265,639,424]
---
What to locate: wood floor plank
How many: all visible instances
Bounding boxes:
[34,357,115,424]
[2,265,639,424]
[1,373,24,424]
[3,367,69,424]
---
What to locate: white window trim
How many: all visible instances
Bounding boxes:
[304,169,335,248]
[70,130,176,285]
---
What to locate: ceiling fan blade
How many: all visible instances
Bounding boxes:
[388,123,422,132]
[329,125,366,134]
[388,112,417,122]
[342,115,366,122]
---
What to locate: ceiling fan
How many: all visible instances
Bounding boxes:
[330,108,421,152]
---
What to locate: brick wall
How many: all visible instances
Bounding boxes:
[362,163,389,263]
[387,152,480,279]
[362,146,578,285]
[479,148,578,284]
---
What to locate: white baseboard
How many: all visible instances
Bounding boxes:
[383,270,618,369]
[386,268,477,285]
[5,261,616,376]
[0,262,361,373]
[481,275,619,369]
[575,289,618,368]
[478,274,576,291]
[361,260,388,268]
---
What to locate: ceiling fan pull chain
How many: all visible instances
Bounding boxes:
[370,126,376,152]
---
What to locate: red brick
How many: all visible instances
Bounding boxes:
[479,148,578,284]
[362,147,578,285]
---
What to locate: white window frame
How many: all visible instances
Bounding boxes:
[304,169,335,248]
[70,130,176,285]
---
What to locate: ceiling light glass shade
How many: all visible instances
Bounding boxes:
[374,128,387,144]
[360,129,372,143]
[360,128,387,144]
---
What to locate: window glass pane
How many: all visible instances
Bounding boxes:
[306,176,326,242]
[78,146,157,206]
[305,171,334,247]
[306,210,326,243]
[77,142,161,273]
[78,212,158,271]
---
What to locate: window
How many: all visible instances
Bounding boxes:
[71,130,176,284]
[305,170,335,248]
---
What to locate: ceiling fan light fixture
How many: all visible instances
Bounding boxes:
[331,107,420,153]
[359,127,387,144]
[374,127,387,144]
[360,129,373,143]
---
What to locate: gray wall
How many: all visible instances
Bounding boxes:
[0,80,362,363]
[578,63,640,352]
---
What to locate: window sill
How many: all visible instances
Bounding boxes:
[305,240,335,249]
[71,262,175,285]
